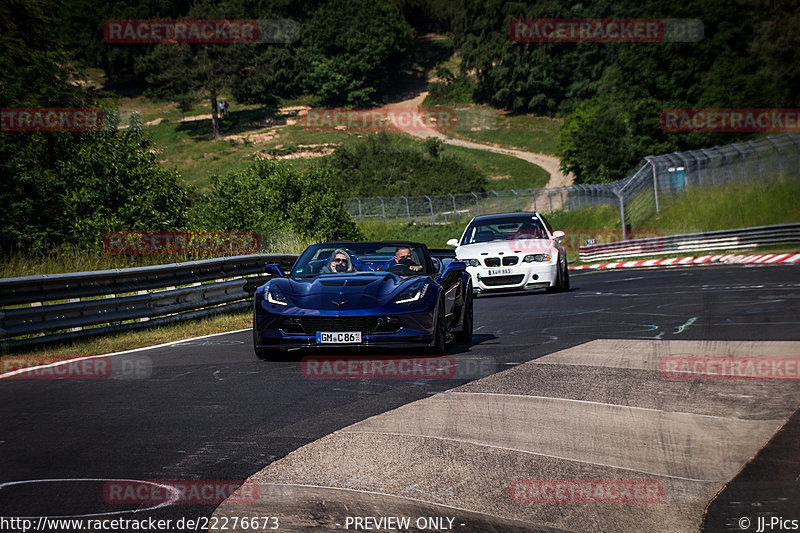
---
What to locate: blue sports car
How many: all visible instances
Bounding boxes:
[253,241,473,359]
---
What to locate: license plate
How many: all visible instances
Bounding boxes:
[487,268,513,275]
[316,331,362,344]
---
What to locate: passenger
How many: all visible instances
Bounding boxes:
[320,249,356,273]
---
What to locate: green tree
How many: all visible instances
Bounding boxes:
[192,160,363,241]
[1,0,189,254]
[305,0,413,106]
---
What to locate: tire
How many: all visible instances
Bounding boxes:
[455,283,473,343]
[546,253,568,293]
[427,298,447,355]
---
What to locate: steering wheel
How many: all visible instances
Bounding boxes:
[386,263,415,275]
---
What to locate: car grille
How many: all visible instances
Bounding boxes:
[484,257,501,267]
[502,256,519,266]
[481,275,525,286]
[281,316,400,335]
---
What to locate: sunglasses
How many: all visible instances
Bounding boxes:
[332,258,347,263]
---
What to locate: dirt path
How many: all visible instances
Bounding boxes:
[384,91,573,191]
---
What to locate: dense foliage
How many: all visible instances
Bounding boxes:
[455,0,800,183]
[321,133,487,197]
[1,1,189,254]
[191,160,363,241]
[305,0,413,106]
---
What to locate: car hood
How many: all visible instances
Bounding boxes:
[274,273,421,310]
[456,239,554,257]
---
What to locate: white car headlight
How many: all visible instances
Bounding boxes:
[394,281,429,304]
[461,258,481,267]
[523,253,551,263]
[266,284,288,306]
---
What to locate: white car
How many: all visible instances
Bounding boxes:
[447,212,569,295]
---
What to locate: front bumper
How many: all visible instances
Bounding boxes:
[468,262,557,293]
[254,304,436,351]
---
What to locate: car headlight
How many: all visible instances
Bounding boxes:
[523,253,551,262]
[461,258,481,267]
[394,281,429,304]
[266,284,288,306]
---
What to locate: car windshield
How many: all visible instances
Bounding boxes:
[291,243,430,278]
[461,215,549,244]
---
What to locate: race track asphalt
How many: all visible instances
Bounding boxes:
[1,264,798,532]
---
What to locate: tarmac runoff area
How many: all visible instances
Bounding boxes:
[212,339,800,532]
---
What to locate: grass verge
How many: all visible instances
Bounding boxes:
[1,310,251,359]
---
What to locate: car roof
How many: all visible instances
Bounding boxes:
[470,212,541,221]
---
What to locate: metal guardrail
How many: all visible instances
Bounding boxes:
[578,224,800,262]
[0,254,298,350]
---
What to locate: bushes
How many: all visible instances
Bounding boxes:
[322,132,487,197]
[0,123,189,255]
[191,160,363,242]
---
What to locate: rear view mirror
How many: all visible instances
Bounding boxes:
[446,238,459,247]
[552,230,565,239]
[265,264,283,277]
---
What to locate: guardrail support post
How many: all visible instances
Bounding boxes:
[471,192,479,215]
[401,195,410,222]
[529,189,537,211]
[491,190,499,212]
[766,137,783,175]
[731,143,748,182]
[356,197,362,220]
[746,140,763,178]
[449,193,456,215]
[424,195,434,225]
[510,189,518,210]
[377,196,386,222]
[645,157,659,214]
[614,189,626,241]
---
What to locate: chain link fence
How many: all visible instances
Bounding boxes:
[345,133,800,238]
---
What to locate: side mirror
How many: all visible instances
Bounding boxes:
[446,238,459,247]
[265,264,283,277]
[435,260,465,284]
[552,230,565,239]
[431,257,442,273]
[440,261,466,278]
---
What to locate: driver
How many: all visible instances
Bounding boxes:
[385,247,422,272]
[320,249,356,273]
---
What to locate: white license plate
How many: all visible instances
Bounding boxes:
[316,331,362,344]
[487,268,513,275]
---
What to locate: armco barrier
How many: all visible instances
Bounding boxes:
[0,254,298,350]
[578,223,800,262]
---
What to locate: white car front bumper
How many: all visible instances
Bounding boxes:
[468,262,558,293]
